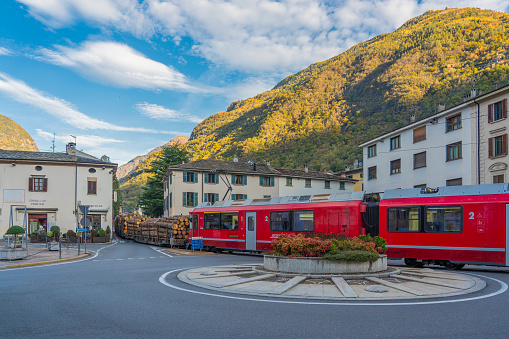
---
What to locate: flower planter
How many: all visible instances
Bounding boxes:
[93,236,106,243]
[48,242,59,251]
[263,254,387,274]
[0,248,28,260]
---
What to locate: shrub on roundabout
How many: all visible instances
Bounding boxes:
[271,233,387,262]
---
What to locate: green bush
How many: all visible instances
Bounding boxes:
[47,231,53,237]
[76,231,82,237]
[67,230,76,237]
[106,226,111,234]
[6,226,25,235]
[98,228,106,237]
[50,226,60,233]
[324,250,380,262]
[358,235,387,254]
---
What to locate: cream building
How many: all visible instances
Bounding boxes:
[0,143,117,235]
[163,159,356,216]
[360,84,509,193]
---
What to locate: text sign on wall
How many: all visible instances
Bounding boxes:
[3,189,25,203]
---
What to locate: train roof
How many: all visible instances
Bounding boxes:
[195,191,365,209]
[382,183,509,200]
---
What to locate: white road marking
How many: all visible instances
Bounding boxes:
[116,259,123,261]
[159,269,508,306]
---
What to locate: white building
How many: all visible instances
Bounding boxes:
[0,143,117,235]
[360,85,509,193]
[163,159,356,216]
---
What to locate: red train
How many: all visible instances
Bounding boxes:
[189,183,509,269]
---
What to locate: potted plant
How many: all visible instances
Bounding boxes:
[67,230,78,244]
[93,228,106,243]
[1,226,28,260]
[30,231,38,243]
[105,226,111,242]
[47,226,60,251]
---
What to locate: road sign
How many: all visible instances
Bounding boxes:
[191,239,203,250]
[80,218,91,227]
[78,205,89,215]
[76,228,87,232]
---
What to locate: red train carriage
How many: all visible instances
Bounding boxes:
[189,192,369,252]
[379,183,509,269]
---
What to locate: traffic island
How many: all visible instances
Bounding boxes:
[177,264,486,300]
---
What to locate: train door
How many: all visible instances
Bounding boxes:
[245,212,256,250]
[328,213,350,236]
[192,213,199,238]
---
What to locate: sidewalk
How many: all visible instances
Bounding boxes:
[0,240,91,269]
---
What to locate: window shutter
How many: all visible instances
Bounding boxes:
[489,137,493,158]
[169,192,172,208]
[503,99,507,119]
[488,104,493,123]
[243,194,247,199]
[503,134,508,155]
[215,193,219,202]
[182,192,187,206]
[270,177,274,187]
[259,176,264,186]
[194,173,198,183]
[215,174,219,184]
[204,174,208,183]
[204,194,208,202]
[43,178,48,192]
[243,175,247,185]
[28,178,33,191]
[194,193,198,206]
[183,172,187,182]
[232,175,236,184]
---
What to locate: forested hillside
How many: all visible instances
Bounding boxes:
[186,8,509,171]
[0,114,39,152]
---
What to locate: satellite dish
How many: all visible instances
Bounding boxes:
[233,158,238,162]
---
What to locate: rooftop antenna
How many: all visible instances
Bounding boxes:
[51,133,56,153]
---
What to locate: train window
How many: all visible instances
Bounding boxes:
[425,206,462,232]
[292,210,314,231]
[193,214,198,230]
[387,207,420,232]
[270,211,290,231]
[204,213,220,230]
[247,216,255,231]
[221,213,239,230]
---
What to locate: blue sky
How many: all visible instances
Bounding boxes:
[1,1,508,165]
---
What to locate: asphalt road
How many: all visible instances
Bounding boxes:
[1,240,509,338]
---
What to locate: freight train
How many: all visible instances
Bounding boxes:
[188,183,509,269]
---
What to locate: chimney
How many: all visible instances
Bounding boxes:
[471,89,477,98]
[100,155,110,163]
[66,142,76,155]
[253,162,256,171]
[410,114,416,123]
[437,103,445,112]
[266,160,270,167]
[304,164,309,173]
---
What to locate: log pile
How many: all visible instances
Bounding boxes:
[115,214,190,245]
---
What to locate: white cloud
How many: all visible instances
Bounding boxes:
[36,129,124,148]
[18,0,509,75]
[0,47,12,55]
[34,41,199,92]
[136,102,203,123]
[0,72,160,132]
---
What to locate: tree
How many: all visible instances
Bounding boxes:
[139,145,188,217]
[112,175,121,216]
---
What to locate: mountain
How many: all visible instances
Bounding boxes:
[0,114,39,152]
[118,135,189,212]
[117,135,189,182]
[185,8,509,171]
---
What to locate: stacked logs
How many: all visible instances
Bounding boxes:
[115,214,190,244]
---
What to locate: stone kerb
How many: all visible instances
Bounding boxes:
[264,254,387,274]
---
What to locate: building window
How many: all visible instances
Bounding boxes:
[390,159,401,175]
[88,168,96,173]
[489,134,508,158]
[446,178,462,186]
[87,179,97,195]
[204,193,219,203]
[183,192,198,207]
[413,151,426,169]
[489,99,507,123]
[390,136,400,150]
[347,175,353,179]
[259,176,274,187]
[29,177,48,192]
[169,192,172,208]
[446,113,461,132]
[414,184,426,189]
[324,181,330,189]
[368,166,376,180]
[339,182,345,190]
[493,174,504,183]
[413,126,426,143]
[169,173,172,185]
[183,172,198,183]
[204,173,219,184]
[232,175,247,185]
[305,179,311,188]
[263,195,271,199]
[446,142,462,161]
[368,144,377,157]
[35,166,43,171]
[232,194,247,200]
[286,177,293,186]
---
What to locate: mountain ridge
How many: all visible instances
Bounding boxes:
[0,114,39,152]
